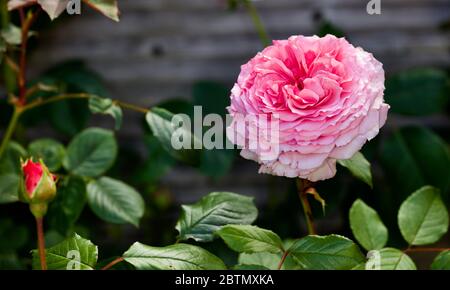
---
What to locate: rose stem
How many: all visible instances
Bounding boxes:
[101,257,125,270]
[35,217,47,270]
[296,178,316,235]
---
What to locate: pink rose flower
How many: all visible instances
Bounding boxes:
[227,34,389,181]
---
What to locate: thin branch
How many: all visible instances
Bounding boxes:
[101,257,125,270]
[36,217,47,270]
[277,251,289,270]
[243,0,270,47]
[18,7,41,105]
[296,178,316,235]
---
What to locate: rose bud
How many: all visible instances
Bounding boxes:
[20,158,57,218]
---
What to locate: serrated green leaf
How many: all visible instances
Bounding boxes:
[145,107,201,165]
[288,235,365,270]
[176,192,258,242]
[216,225,284,254]
[87,177,144,227]
[28,138,66,171]
[123,242,226,270]
[32,233,98,270]
[63,128,117,177]
[88,96,122,130]
[48,176,87,234]
[431,250,450,270]
[349,199,388,251]
[82,0,119,21]
[364,248,416,270]
[338,152,372,188]
[398,186,449,245]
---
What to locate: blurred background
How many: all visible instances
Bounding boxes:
[0,0,449,269]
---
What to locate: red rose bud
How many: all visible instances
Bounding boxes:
[21,159,57,218]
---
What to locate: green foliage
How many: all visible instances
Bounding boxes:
[87,177,145,227]
[338,152,373,188]
[47,176,87,235]
[431,250,450,270]
[30,61,108,136]
[381,126,450,199]
[398,186,448,246]
[349,199,388,251]
[216,225,284,254]
[364,248,416,270]
[88,96,123,130]
[146,107,201,166]
[385,68,449,116]
[123,242,227,270]
[28,139,66,172]
[0,142,26,203]
[287,235,365,270]
[63,128,117,177]
[32,233,98,270]
[175,191,258,242]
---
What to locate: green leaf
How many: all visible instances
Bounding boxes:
[0,174,20,204]
[145,107,201,165]
[431,250,450,270]
[123,242,226,270]
[192,81,229,117]
[48,176,87,234]
[199,148,235,179]
[63,128,117,177]
[40,61,107,136]
[0,219,29,251]
[176,191,258,242]
[364,248,416,270]
[28,138,66,171]
[338,152,372,188]
[237,250,301,270]
[398,186,449,245]
[385,68,449,116]
[288,235,365,270]
[88,96,123,130]
[238,252,281,270]
[37,0,69,20]
[1,23,23,45]
[32,233,98,270]
[48,98,90,136]
[87,177,145,227]
[0,142,27,204]
[216,225,284,254]
[381,126,450,199]
[0,141,26,174]
[349,199,388,251]
[233,264,270,270]
[133,135,175,185]
[82,0,119,21]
